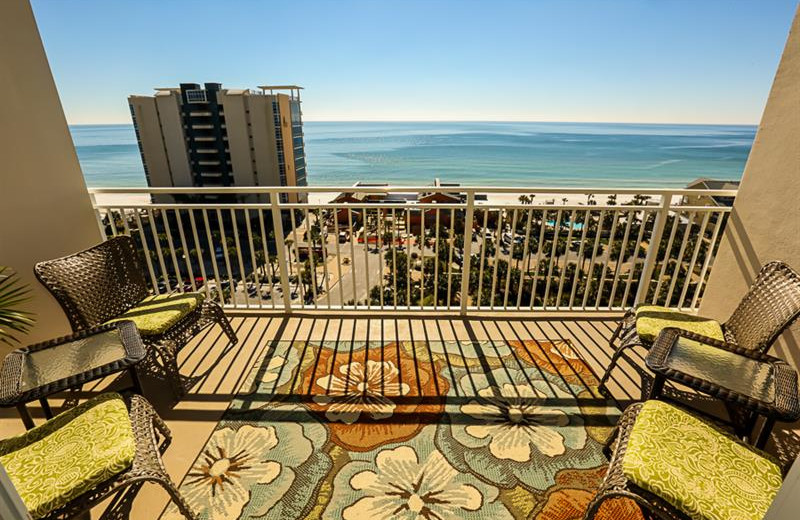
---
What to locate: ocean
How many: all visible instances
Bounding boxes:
[71,121,755,189]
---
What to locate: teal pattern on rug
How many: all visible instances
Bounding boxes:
[161,340,639,520]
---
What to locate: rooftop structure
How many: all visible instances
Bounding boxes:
[684,178,741,207]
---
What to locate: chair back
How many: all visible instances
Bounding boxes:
[724,261,800,354]
[34,236,149,331]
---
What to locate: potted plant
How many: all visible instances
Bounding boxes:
[0,266,35,345]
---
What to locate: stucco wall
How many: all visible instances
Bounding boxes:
[155,92,193,187]
[700,7,800,369]
[217,91,255,187]
[129,96,172,187]
[0,0,101,353]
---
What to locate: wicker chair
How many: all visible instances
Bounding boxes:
[599,261,800,398]
[1,393,197,520]
[34,236,237,393]
[584,400,787,520]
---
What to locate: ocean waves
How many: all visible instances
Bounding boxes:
[71,121,754,188]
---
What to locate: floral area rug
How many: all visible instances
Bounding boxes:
[161,340,643,520]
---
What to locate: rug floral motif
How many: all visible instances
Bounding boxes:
[161,340,643,520]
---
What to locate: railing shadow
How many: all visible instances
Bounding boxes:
[6,313,795,465]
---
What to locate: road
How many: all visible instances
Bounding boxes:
[324,241,384,306]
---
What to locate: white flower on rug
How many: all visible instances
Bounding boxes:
[342,446,483,519]
[313,360,410,424]
[180,425,281,519]
[240,355,285,395]
[262,355,285,384]
[461,383,571,461]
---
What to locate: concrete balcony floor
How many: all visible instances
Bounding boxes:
[1,312,797,519]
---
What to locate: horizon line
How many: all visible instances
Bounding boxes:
[67,119,760,127]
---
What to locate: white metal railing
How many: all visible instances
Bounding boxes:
[88,185,736,314]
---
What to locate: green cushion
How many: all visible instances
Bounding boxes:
[635,305,724,344]
[106,292,204,336]
[0,393,135,519]
[622,400,782,520]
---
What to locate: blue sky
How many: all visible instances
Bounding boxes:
[32,0,797,125]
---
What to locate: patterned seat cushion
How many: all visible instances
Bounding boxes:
[634,305,724,344]
[105,292,204,336]
[622,400,782,520]
[0,393,135,519]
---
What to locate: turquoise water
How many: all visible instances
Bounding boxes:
[71,121,755,188]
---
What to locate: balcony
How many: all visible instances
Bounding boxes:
[0,311,641,518]
[16,184,790,519]
[3,0,799,517]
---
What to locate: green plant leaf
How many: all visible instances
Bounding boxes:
[0,266,35,344]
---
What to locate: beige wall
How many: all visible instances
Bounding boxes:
[129,96,172,187]
[700,8,800,368]
[277,94,300,203]
[217,91,255,187]
[154,92,193,187]
[249,95,281,186]
[0,0,101,352]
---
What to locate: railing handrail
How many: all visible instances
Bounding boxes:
[90,202,734,213]
[87,186,740,197]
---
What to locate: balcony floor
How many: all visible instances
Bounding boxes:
[1,312,797,519]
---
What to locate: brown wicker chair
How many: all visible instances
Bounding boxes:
[2,393,197,520]
[584,401,789,520]
[599,261,800,398]
[33,236,237,394]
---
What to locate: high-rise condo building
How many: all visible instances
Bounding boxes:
[128,82,307,203]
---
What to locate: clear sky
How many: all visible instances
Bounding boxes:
[31,0,797,125]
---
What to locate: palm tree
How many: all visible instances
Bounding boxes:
[284,238,295,275]
[0,266,35,345]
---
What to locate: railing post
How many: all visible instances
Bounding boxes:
[634,191,672,305]
[88,192,107,240]
[459,192,475,315]
[270,193,293,312]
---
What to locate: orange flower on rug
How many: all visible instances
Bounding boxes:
[534,467,644,520]
[298,342,449,451]
[509,339,596,385]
